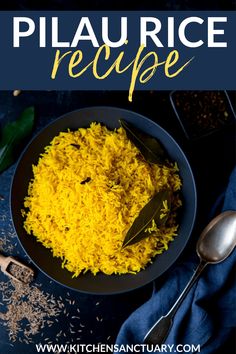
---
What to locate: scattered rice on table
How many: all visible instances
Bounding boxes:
[22,122,182,276]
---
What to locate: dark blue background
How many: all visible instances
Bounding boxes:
[0,11,235,91]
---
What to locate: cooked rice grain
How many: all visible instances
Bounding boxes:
[22,123,182,276]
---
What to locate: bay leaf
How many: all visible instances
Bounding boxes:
[0,106,34,173]
[119,119,167,164]
[122,190,171,248]
[154,190,171,227]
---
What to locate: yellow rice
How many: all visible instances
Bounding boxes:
[22,123,182,276]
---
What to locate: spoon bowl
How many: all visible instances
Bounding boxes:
[197,210,236,263]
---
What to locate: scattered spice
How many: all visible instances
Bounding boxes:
[13,90,21,97]
[0,280,62,342]
[0,214,100,345]
[0,226,16,254]
[0,278,86,344]
[171,91,235,139]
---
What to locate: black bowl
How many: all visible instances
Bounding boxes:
[11,106,197,294]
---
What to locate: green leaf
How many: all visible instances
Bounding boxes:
[122,190,171,248]
[119,119,167,165]
[0,106,34,172]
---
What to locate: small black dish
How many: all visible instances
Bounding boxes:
[170,91,236,141]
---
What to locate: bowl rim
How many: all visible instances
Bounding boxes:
[10,105,197,295]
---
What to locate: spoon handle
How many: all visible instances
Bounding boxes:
[143,260,207,345]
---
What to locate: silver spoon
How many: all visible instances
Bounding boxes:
[143,210,236,345]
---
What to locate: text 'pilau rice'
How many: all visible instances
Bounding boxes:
[22,123,182,276]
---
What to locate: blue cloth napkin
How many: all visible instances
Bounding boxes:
[116,167,236,353]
